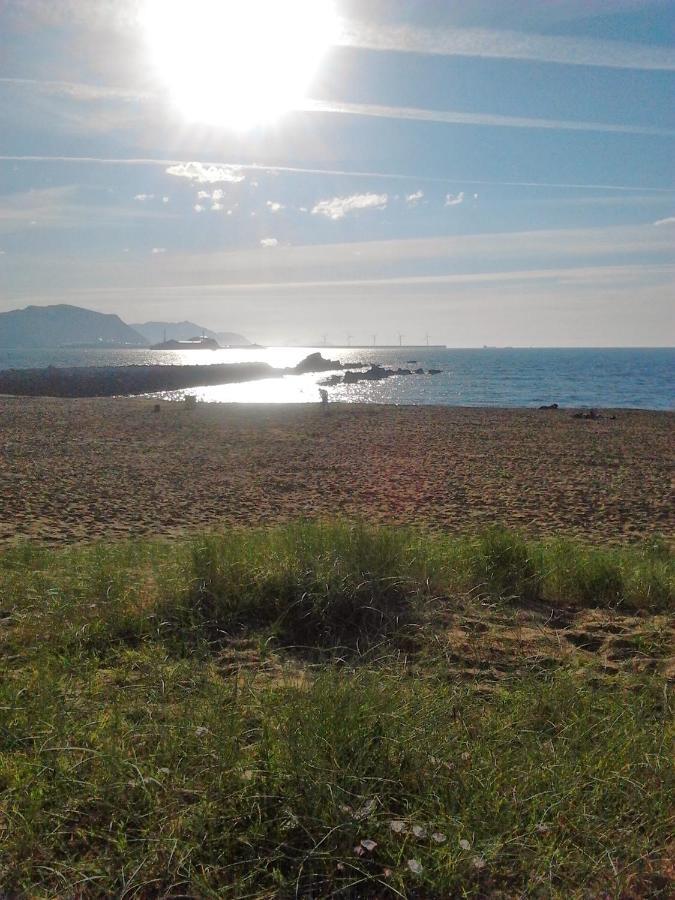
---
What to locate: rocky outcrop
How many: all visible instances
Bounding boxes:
[320,365,443,387]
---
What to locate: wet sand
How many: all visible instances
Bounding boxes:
[0,398,672,546]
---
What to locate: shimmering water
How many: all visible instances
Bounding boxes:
[0,347,672,409]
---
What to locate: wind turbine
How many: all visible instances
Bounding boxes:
[346,334,353,347]
[425,333,430,347]
[398,333,404,347]
[371,334,377,347]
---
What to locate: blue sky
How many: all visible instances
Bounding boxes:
[0,0,673,346]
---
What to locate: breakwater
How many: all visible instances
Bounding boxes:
[0,353,351,398]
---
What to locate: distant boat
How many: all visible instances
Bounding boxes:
[150,337,220,351]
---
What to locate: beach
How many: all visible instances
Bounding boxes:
[1,397,671,546]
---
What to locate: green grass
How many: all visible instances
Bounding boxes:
[0,523,672,897]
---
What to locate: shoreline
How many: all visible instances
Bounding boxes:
[1,398,671,548]
[1,392,672,412]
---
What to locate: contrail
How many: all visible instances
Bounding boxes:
[0,155,673,193]
[303,99,675,138]
[336,22,675,72]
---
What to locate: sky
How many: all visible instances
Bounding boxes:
[0,0,673,347]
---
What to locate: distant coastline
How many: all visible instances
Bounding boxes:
[300,345,447,350]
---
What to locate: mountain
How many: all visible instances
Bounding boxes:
[131,321,251,347]
[0,304,146,348]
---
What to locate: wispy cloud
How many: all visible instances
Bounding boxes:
[653,216,675,226]
[151,247,166,254]
[0,185,175,235]
[337,22,675,71]
[117,263,675,293]
[0,77,147,102]
[134,193,154,202]
[305,99,675,137]
[267,201,284,213]
[260,238,279,248]
[312,193,389,220]
[445,192,465,207]
[165,162,245,184]
[406,191,424,206]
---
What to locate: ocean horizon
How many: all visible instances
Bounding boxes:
[0,346,672,410]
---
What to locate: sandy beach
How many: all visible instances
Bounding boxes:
[0,397,672,546]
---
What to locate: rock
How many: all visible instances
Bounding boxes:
[428,369,442,375]
[318,374,343,387]
[293,352,342,374]
[414,368,425,375]
[539,403,559,410]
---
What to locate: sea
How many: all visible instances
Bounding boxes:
[0,347,672,410]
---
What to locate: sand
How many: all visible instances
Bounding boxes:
[0,397,672,546]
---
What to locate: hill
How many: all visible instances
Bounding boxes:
[131,321,250,346]
[0,304,146,348]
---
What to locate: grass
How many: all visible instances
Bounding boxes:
[0,523,672,897]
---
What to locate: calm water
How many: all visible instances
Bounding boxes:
[0,347,672,409]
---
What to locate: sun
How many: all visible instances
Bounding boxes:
[140,0,338,129]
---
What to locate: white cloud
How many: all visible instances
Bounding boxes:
[151,247,166,254]
[337,22,675,71]
[654,216,675,226]
[445,192,465,207]
[162,196,169,203]
[267,201,284,213]
[406,190,424,206]
[260,238,279,248]
[133,193,154,202]
[166,162,245,184]
[194,204,205,213]
[197,189,227,208]
[312,192,388,220]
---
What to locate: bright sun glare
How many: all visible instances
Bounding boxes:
[141,0,338,129]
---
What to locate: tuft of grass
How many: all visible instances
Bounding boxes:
[185,523,420,650]
[466,526,541,601]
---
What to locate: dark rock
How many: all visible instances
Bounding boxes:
[428,369,442,375]
[414,368,424,375]
[293,352,342,374]
[572,409,602,420]
[539,403,559,410]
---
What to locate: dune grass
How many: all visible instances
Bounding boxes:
[0,523,672,897]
